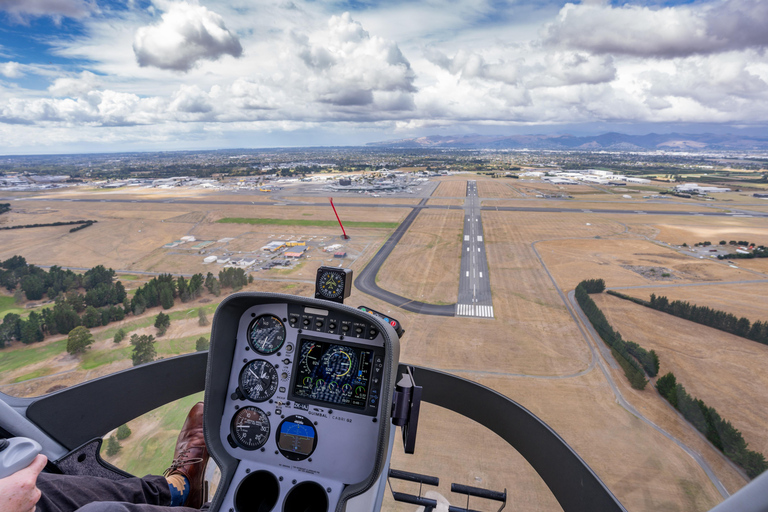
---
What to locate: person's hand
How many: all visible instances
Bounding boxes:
[0,454,47,512]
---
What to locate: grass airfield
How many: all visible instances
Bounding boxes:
[1,175,767,511]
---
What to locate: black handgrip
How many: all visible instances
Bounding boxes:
[451,483,507,502]
[449,506,483,512]
[391,492,437,508]
[389,468,439,486]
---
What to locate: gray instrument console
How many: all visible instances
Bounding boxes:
[204,293,400,512]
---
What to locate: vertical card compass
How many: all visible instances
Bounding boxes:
[315,266,352,304]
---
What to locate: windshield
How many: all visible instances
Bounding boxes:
[1,1,767,511]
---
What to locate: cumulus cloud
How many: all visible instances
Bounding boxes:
[133,1,242,71]
[543,0,768,58]
[425,48,615,88]
[48,71,101,97]
[293,13,416,110]
[0,61,23,78]
[0,0,94,21]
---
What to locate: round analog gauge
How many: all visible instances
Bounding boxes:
[239,360,278,402]
[300,343,323,374]
[248,315,285,354]
[322,346,354,378]
[317,270,345,300]
[231,406,271,451]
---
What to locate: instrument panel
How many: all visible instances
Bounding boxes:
[207,296,398,512]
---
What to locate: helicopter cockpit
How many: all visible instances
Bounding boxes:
[1,266,767,512]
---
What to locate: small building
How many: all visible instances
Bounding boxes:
[164,240,183,248]
[754,193,768,198]
[216,257,230,264]
[261,241,286,252]
[203,256,217,264]
[334,252,347,258]
[285,241,306,247]
[285,251,304,259]
[324,244,343,252]
[180,236,196,242]
[625,177,651,184]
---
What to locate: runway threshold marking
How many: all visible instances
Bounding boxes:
[456,304,494,317]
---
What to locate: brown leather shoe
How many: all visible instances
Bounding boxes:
[164,401,209,509]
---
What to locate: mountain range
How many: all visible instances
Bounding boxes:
[366,132,768,151]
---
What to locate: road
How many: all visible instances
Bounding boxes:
[456,181,494,318]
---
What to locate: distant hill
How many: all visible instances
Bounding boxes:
[366,132,768,151]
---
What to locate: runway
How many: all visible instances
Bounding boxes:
[456,181,494,318]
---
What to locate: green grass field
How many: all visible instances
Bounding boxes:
[1,302,219,380]
[106,392,204,476]
[0,295,25,318]
[217,217,399,228]
[0,339,67,374]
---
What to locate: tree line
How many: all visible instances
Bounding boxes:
[607,290,768,346]
[575,280,659,390]
[656,373,767,478]
[0,220,97,231]
[0,256,252,348]
[0,262,128,347]
[0,203,9,215]
[69,220,96,232]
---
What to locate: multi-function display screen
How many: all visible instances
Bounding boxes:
[292,338,374,409]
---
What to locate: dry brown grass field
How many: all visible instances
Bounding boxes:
[616,283,768,330]
[652,218,768,247]
[476,180,519,198]
[0,195,407,275]
[377,209,462,305]
[594,293,768,456]
[538,236,758,293]
[433,180,467,197]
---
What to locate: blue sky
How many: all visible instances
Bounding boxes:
[0,0,766,153]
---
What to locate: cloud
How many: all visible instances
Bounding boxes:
[133,1,242,71]
[0,61,23,78]
[543,0,768,58]
[293,12,416,110]
[0,0,95,21]
[48,71,101,97]
[425,48,615,88]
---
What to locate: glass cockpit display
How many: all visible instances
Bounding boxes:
[292,339,375,409]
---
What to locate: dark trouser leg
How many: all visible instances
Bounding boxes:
[35,473,187,512]
[71,503,204,512]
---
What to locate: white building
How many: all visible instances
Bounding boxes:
[675,183,731,194]
[625,177,651,184]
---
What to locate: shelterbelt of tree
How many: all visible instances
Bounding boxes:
[575,279,659,390]
[656,373,768,479]
[0,220,97,231]
[607,290,768,346]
